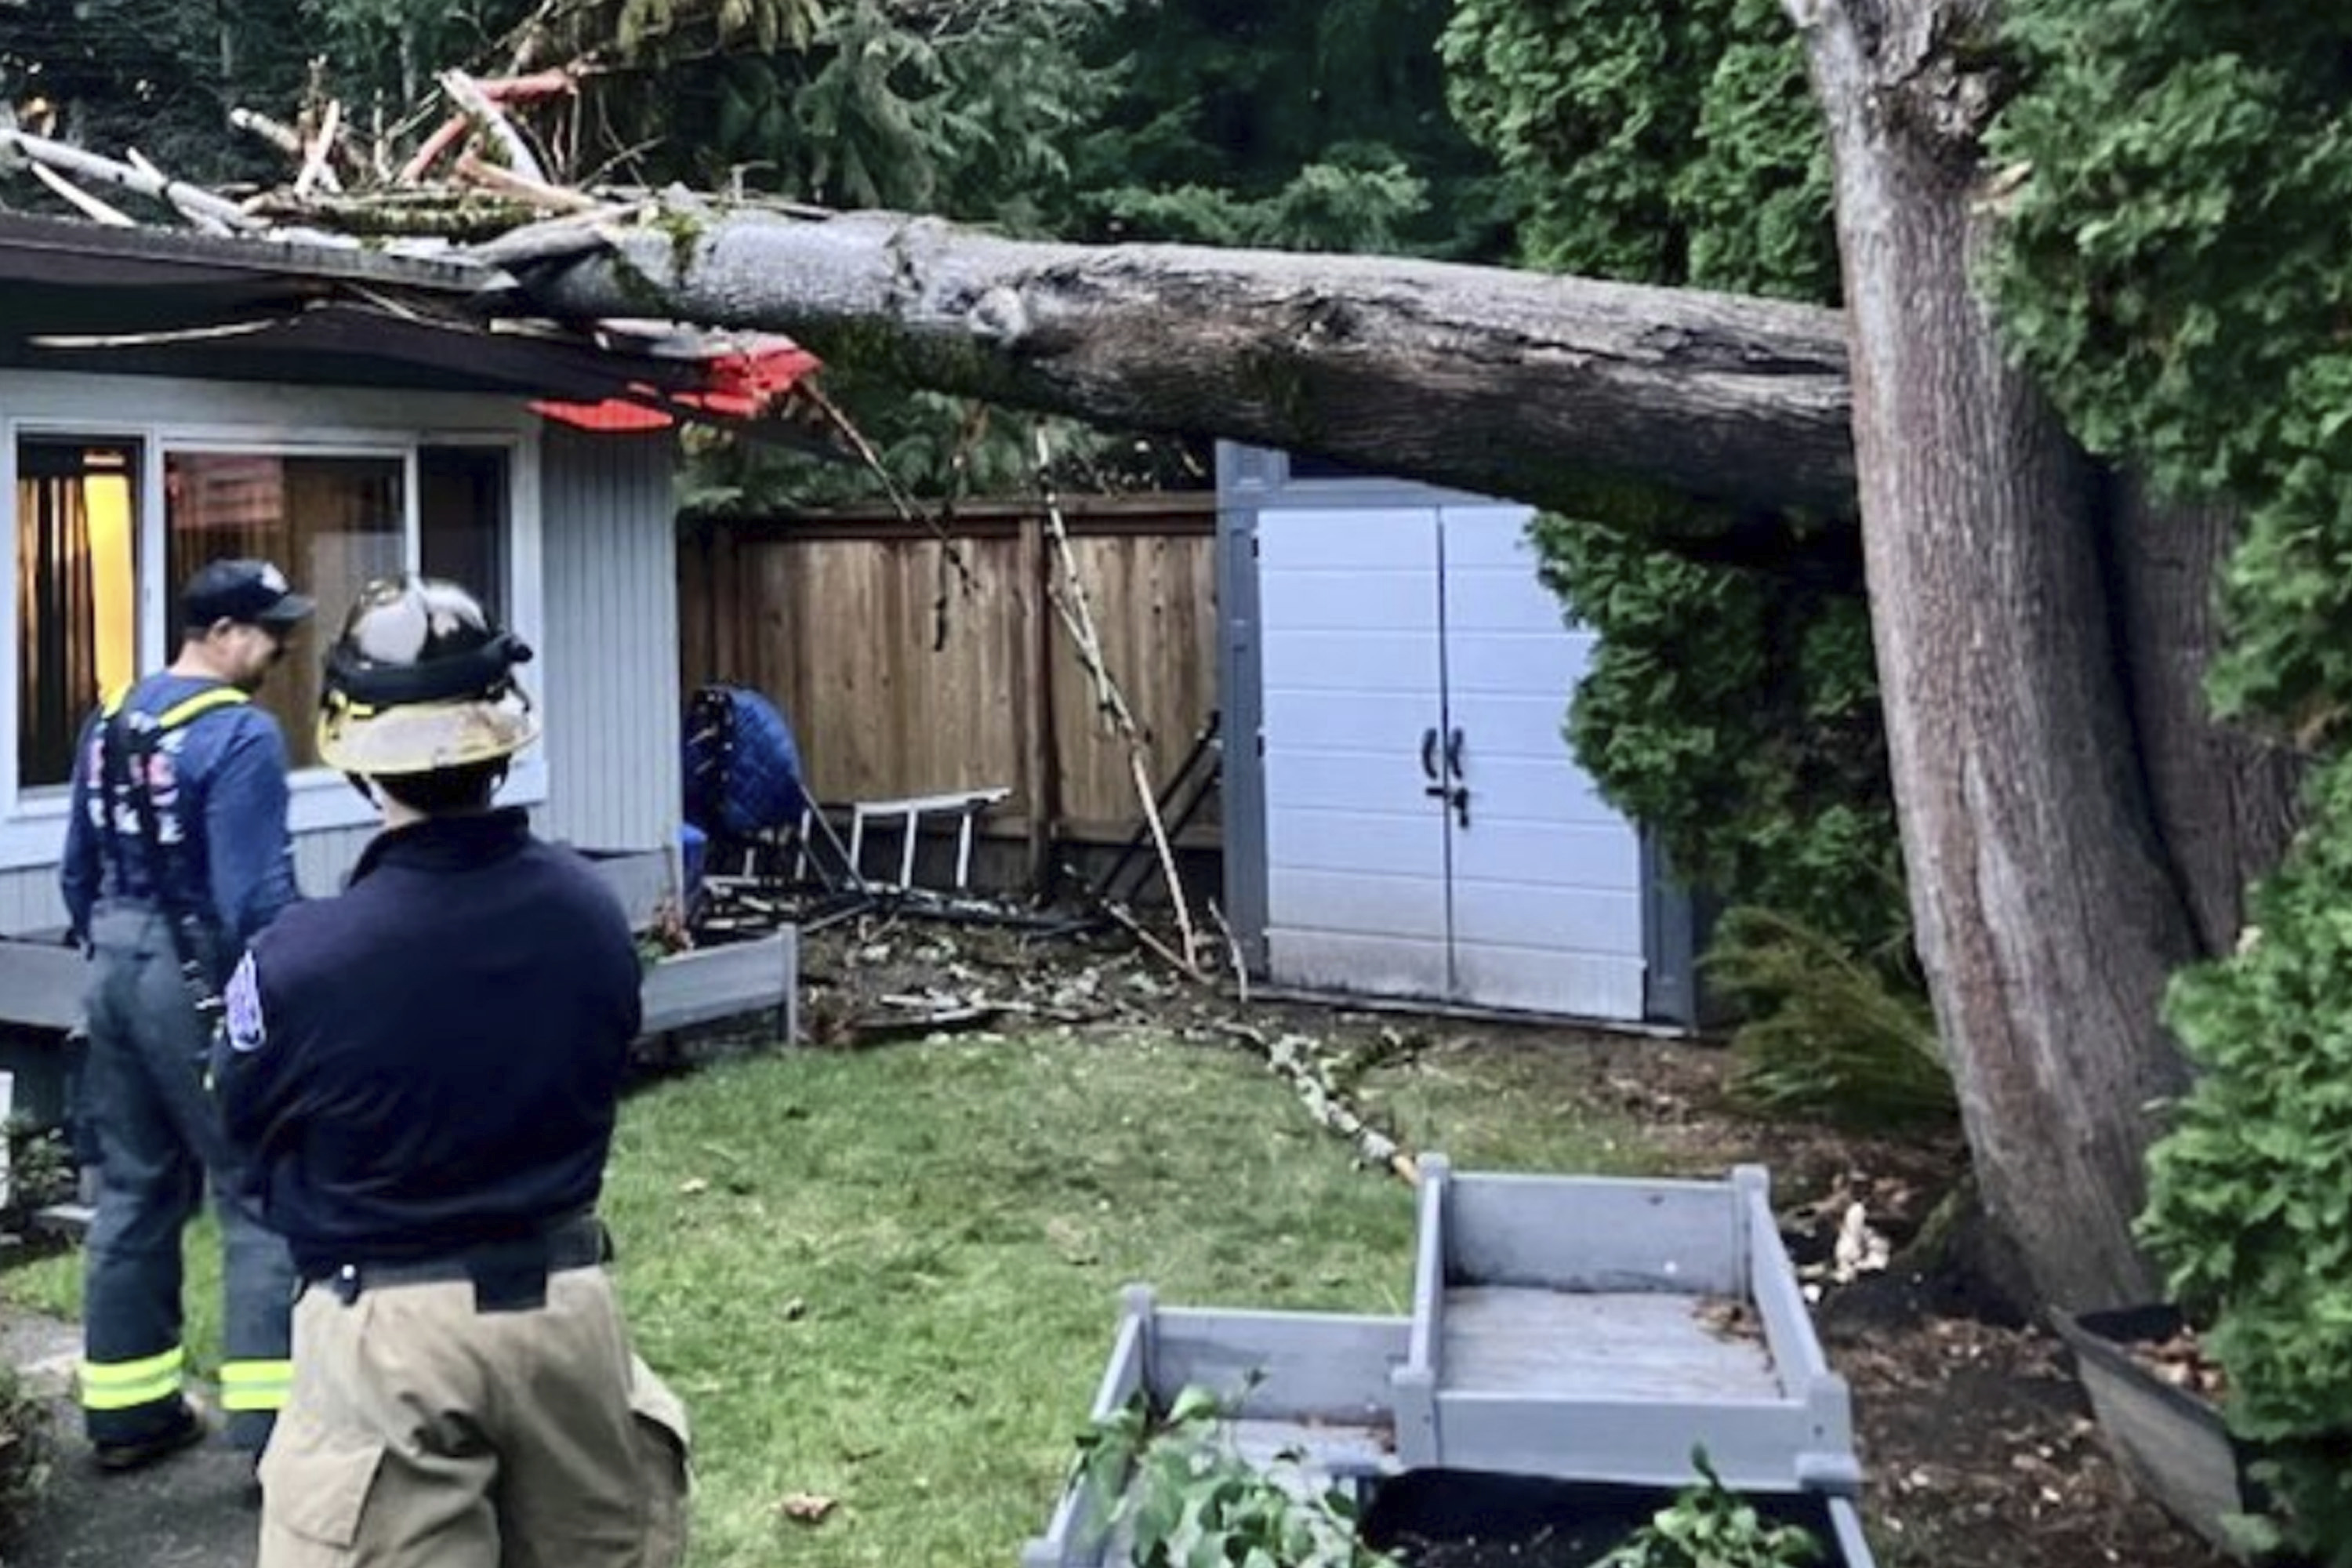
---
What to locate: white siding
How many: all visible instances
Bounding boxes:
[536,425,681,855]
[1437,506,1646,1018]
[0,868,64,934]
[1258,509,1451,1000]
[1254,501,1648,1021]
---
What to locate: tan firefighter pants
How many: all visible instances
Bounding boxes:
[256,1263,691,1568]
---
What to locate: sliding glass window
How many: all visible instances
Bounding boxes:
[14,434,514,784]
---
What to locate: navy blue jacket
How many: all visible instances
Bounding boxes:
[59,673,302,960]
[216,809,642,1275]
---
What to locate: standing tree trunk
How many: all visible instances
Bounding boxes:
[1791,0,2201,1308]
[2109,485,2305,954]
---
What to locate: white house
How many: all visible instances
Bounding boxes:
[0,212,802,1091]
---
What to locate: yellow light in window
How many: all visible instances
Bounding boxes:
[85,472,136,697]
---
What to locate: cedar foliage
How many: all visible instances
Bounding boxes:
[1444,0,1919,1113]
[1993,5,2352,1556]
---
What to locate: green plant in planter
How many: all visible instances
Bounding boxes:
[1074,1382,1398,1567]
[2140,751,2352,1566]
[1595,1448,1823,1568]
[3,1118,76,1216]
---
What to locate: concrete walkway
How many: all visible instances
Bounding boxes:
[0,1305,256,1568]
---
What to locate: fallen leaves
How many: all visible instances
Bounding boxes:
[2129,1327,2228,1399]
[779,1492,837,1525]
[1693,1295,1761,1341]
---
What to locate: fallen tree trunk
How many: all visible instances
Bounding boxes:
[485,205,1861,575]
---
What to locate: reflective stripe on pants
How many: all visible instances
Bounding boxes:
[78,1345,186,1410]
[221,1358,295,1413]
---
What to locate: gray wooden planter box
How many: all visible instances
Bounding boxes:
[0,934,86,1033]
[1025,1158,1875,1566]
[638,929,798,1041]
[1021,1285,1409,1568]
[1392,1156,1860,1498]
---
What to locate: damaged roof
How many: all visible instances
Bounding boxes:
[0,209,816,424]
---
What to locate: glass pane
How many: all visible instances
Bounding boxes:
[419,447,510,618]
[166,452,404,768]
[16,437,141,789]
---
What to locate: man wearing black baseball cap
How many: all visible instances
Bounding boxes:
[179,559,316,675]
[57,557,313,1490]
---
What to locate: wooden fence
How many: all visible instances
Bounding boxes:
[678,494,1220,885]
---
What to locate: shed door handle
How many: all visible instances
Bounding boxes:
[1425,781,1471,829]
[1420,727,1440,780]
[1444,728,1465,779]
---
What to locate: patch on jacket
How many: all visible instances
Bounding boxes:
[224,953,267,1054]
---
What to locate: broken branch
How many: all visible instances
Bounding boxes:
[0,129,260,231]
[1210,1023,1419,1185]
[398,114,472,186]
[476,68,586,103]
[1098,899,1210,985]
[295,100,343,200]
[230,105,346,193]
[124,147,234,234]
[29,163,134,227]
[1207,898,1250,1007]
[441,70,547,186]
[229,106,304,160]
[1035,424,1202,971]
[453,152,606,214]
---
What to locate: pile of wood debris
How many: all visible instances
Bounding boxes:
[0,60,862,462]
[788,913,1424,1181]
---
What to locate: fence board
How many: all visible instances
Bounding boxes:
[680,495,1219,877]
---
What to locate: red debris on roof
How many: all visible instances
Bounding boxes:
[531,340,822,433]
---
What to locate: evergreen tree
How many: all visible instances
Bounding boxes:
[1443,0,1904,970]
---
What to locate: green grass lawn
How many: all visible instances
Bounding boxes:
[4,1029,1668,1567]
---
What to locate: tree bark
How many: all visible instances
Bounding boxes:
[489,208,1861,575]
[2108,485,2305,953]
[1792,0,2201,1308]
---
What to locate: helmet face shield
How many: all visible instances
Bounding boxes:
[316,575,539,777]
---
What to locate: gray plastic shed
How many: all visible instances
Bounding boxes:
[1217,443,1700,1029]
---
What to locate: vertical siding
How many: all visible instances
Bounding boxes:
[0,866,65,933]
[0,822,380,935]
[291,823,379,896]
[538,426,681,853]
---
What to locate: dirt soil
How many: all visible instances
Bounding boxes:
[717,895,2234,1568]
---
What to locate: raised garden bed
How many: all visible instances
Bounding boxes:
[1362,1468,1875,1568]
[1025,1158,1870,1566]
[1394,1158,1859,1497]
[640,927,799,1042]
[1022,1286,1408,1567]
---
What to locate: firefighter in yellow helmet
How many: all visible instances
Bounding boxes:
[214,575,690,1567]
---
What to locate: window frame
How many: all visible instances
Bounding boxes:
[0,371,546,872]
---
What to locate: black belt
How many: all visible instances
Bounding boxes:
[310,1215,612,1313]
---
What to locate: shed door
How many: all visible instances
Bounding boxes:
[1438,506,1646,1018]
[1257,509,1450,1000]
